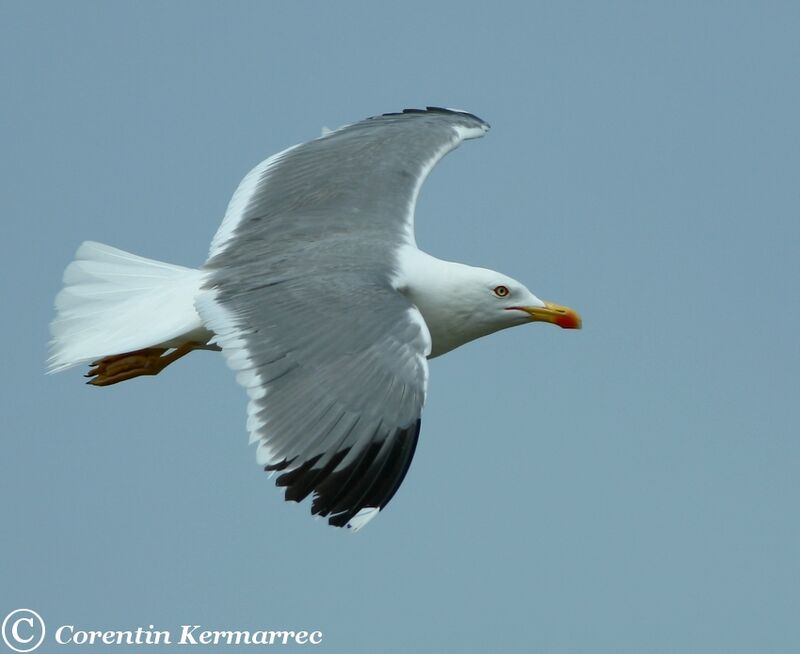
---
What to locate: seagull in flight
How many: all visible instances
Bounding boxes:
[49,107,581,530]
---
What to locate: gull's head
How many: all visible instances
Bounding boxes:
[401,255,581,358]
[464,268,582,332]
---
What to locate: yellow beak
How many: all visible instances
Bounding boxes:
[519,301,582,329]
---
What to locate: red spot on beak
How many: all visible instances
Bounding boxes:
[518,302,582,329]
[555,309,581,329]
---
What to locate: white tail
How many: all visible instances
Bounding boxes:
[48,241,209,373]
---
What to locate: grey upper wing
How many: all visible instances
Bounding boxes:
[207,107,490,262]
[199,108,488,528]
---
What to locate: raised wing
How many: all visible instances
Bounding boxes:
[207,107,489,261]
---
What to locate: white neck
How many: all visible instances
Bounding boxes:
[393,246,505,358]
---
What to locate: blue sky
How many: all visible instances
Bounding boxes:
[2,2,798,653]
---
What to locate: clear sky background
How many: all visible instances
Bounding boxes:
[2,2,798,653]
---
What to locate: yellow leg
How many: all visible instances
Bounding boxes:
[86,342,200,386]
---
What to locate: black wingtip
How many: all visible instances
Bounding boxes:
[265,459,292,473]
[376,106,489,128]
[264,419,422,529]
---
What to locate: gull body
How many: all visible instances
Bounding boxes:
[48,108,580,530]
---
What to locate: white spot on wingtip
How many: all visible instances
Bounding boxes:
[452,123,488,140]
[346,506,380,532]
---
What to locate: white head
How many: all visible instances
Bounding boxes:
[399,253,581,358]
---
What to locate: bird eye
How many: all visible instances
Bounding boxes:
[493,285,510,298]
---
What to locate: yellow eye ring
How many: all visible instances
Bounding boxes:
[493,285,510,297]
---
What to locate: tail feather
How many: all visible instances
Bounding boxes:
[48,241,209,374]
